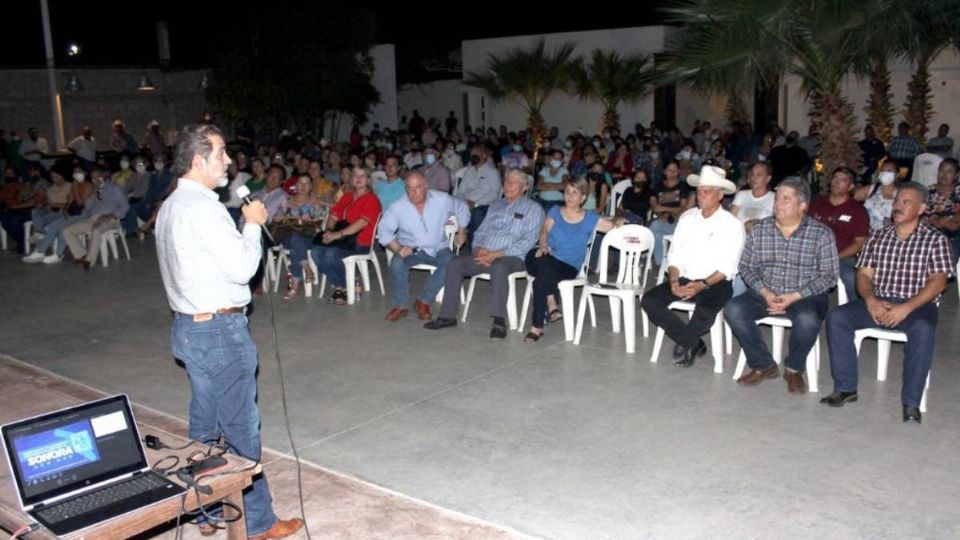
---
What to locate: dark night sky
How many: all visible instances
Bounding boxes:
[2,1,665,71]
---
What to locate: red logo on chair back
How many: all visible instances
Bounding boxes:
[625,236,640,244]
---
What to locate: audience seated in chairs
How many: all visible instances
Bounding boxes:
[724,176,838,395]
[294,166,381,304]
[425,169,544,339]
[0,165,46,254]
[640,165,744,367]
[378,171,470,321]
[22,169,72,263]
[523,177,621,342]
[823,182,953,424]
[61,166,129,269]
[275,176,326,299]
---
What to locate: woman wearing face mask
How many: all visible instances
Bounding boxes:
[536,150,570,210]
[123,157,151,205]
[606,142,634,181]
[617,169,653,225]
[583,162,613,214]
[854,159,899,231]
[442,142,463,173]
[113,154,134,189]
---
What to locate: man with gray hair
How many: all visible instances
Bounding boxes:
[425,169,544,339]
[379,171,470,322]
[822,182,953,423]
[725,177,839,394]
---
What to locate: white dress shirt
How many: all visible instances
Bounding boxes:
[156,178,262,314]
[667,206,744,281]
[457,161,502,206]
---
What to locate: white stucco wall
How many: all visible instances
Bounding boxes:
[397,80,463,129]
[461,26,675,135]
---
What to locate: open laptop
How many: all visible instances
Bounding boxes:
[1,394,186,536]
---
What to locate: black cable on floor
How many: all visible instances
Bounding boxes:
[263,287,311,539]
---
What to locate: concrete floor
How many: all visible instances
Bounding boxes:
[1,238,959,539]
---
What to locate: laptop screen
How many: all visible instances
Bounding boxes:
[1,395,148,508]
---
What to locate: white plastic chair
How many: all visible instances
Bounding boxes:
[607,179,631,217]
[517,232,598,340]
[461,270,529,330]
[23,220,35,252]
[265,246,291,293]
[316,215,385,304]
[0,223,7,250]
[647,235,725,372]
[838,280,930,412]
[452,167,469,196]
[96,221,131,267]
[384,216,460,303]
[573,225,655,354]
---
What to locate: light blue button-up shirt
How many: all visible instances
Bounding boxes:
[473,196,544,258]
[82,180,129,218]
[378,190,470,257]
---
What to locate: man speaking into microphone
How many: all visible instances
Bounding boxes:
[156,124,303,539]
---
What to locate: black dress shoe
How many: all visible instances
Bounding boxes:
[424,317,457,330]
[674,340,707,367]
[672,343,685,359]
[820,390,858,408]
[490,323,507,339]
[902,404,922,424]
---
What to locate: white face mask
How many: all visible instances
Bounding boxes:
[550,159,562,169]
[154,161,164,170]
[757,154,767,162]
[513,145,522,152]
[679,150,692,160]
[455,143,467,152]
[119,160,130,170]
[73,172,85,182]
[135,164,147,174]
[564,140,572,149]
[710,132,720,141]
[425,154,437,165]
[648,151,660,160]
[879,171,896,185]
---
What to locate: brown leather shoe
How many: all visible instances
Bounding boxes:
[248,518,304,540]
[413,299,432,320]
[783,369,807,394]
[385,308,408,321]
[736,363,779,386]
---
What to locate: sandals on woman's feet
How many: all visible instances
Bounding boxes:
[547,309,563,323]
[523,330,543,342]
[283,284,300,300]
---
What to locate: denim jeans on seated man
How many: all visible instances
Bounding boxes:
[724,289,829,373]
[826,298,936,408]
[171,312,277,535]
[390,248,454,308]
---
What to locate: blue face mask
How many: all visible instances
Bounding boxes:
[425,154,437,165]
[550,159,562,169]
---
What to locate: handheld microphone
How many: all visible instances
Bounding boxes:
[235,185,276,244]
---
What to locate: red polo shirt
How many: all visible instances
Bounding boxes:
[808,196,869,253]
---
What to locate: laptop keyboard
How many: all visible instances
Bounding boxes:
[36,473,172,524]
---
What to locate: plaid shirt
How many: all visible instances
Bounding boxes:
[888,135,921,160]
[739,215,838,297]
[857,222,955,303]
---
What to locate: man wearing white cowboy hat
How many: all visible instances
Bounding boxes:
[641,165,745,367]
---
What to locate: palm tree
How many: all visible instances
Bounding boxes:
[894,0,959,145]
[570,49,652,133]
[658,0,887,183]
[862,59,894,144]
[464,39,577,148]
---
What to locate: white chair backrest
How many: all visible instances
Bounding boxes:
[656,235,675,285]
[597,225,655,287]
[362,214,383,255]
[452,167,469,196]
[576,230,598,278]
[608,179,632,217]
[836,278,848,305]
[443,215,459,252]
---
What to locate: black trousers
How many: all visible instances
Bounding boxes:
[524,249,578,329]
[640,277,733,350]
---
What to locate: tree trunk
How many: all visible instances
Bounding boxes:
[602,104,621,134]
[811,90,862,192]
[904,57,934,146]
[725,93,750,126]
[863,60,894,144]
[528,108,547,164]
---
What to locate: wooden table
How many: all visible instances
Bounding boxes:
[1,422,259,539]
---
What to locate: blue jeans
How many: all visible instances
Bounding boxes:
[310,244,366,288]
[724,289,829,372]
[389,248,454,308]
[826,298,937,407]
[33,214,80,256]
[283,234,314,281]
[648,218,676,266]
[170,312,277,536]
